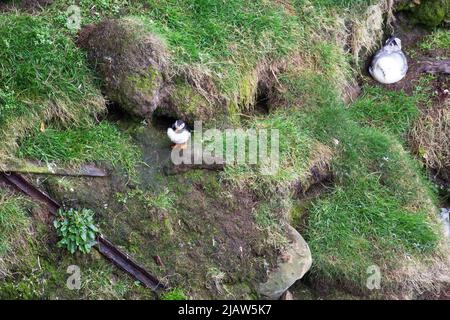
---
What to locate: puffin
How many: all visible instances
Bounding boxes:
[167,120,190,150]
[369,37,408,84]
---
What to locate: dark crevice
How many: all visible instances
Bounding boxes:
[240,81,271,120]
[151,109,180,131]
[255,81,271,115]
[428,169,450,207]
[102,98,190,133]
[103,101,135,122]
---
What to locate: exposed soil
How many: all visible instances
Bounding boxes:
[418,283,450,300]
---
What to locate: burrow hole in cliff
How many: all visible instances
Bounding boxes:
[151,112,178,131]
[104,101,136,122]
[240,80,272,119]
[254,81,271,115]
[105,100,185,131]
[151,107,195,132]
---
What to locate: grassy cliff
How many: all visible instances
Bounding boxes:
[0,0,448,299]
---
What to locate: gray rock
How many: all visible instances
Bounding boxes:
[258,224,312,299]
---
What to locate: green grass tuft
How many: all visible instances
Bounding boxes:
[419,28,450,50]
[17,122,141,178]
[295,101,440,290]
[349,85,420,138]
[160,288,188,300]
[225,73,441,291]
[0,14,104,164]
[0,192,35,278]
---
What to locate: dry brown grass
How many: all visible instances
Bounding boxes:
[349,0,395,65]
[409,100,450,177]
[386,237,450,299]
[177,64,221,106]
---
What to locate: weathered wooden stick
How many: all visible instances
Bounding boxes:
[3,160,107,177]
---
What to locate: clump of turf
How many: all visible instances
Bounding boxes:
[76,0,307,123]
[302,104,443,294]
[224,64,447,296]
[77,18,169,118]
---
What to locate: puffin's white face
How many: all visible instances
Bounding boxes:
[385,37,402,51]
[174,120,185,131]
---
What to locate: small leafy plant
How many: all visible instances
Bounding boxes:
[53,208,99,254]
[160,288,188,300]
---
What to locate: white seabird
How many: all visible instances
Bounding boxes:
[167,119,191,150]
[369,37,408,84]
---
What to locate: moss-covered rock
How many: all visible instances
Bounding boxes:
[396,0,449,28]
[167,82,216,123]
[78,18,169,118]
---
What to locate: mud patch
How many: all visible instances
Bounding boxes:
[390,12,430,48]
